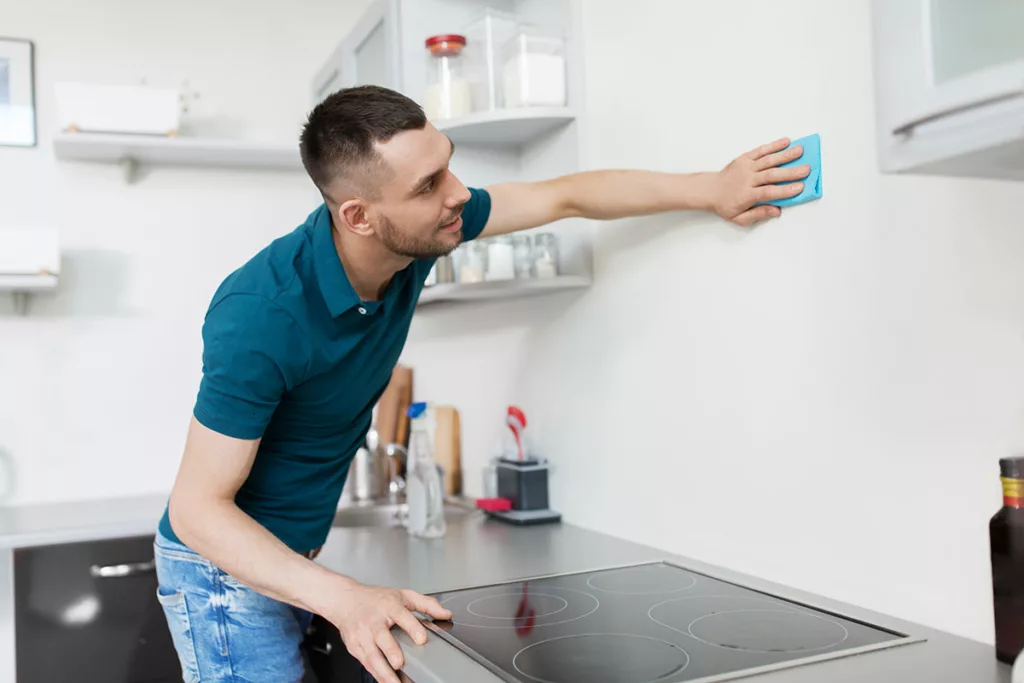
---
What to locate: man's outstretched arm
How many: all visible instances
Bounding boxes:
[481,137,810,236]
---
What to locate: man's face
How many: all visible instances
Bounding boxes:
[370,124,472,259]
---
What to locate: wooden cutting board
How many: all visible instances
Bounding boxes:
[376,364,413,447]
[433,406,461,495]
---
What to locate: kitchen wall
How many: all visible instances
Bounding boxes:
[0,0,537,507]
[0,0,380,502]
[514,0,1024,647]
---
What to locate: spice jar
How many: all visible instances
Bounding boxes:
[424,34,473,121]
[513,234,533,279]
[458,241,487,283]
[532,233,559,278]
[486,236,515,281]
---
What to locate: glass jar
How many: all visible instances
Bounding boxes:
[502,29,567,108]
[458,241,487,283]
[532,233,559,278]
[513,234,533,279]
[462,7,519,112]
[424,34,474,121]
[486,235,516,281]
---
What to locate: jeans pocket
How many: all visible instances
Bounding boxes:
[156,587,201,683]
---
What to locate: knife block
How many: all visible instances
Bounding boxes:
[489,459,560,525]
[497,459,549,511]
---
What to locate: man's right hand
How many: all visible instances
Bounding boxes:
[327,580,453,683]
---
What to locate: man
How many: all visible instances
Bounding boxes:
[154,85,810,683]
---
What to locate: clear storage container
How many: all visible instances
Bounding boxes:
[513,234,533,279]
[532,233,559,278]
[461,8,518,112]
[485,235,515,281]
[502,30,568,108]
[424,34,473,121]
[457,241,487,283]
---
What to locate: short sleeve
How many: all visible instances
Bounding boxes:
[192,294,307,440]
[459,187,492,242]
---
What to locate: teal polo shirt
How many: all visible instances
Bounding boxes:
[158,188,491,553]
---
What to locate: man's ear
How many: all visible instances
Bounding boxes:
[337,199,374,237]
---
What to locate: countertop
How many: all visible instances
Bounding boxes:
[314,507,1011,683]
[0,496,1010,682]
[0,494,168,549]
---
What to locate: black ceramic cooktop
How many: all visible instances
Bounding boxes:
[426,562,916,683]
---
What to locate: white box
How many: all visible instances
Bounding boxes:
[0,228,60,277]
[54,82,182,136]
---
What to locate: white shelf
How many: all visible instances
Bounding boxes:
[435,108,576,147]
[52,132,303,182]
[418,275,590,306]
[0,274,58,315]
[0,274,58,292]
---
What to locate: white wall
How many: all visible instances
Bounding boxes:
[516,0,1024,646]
[0,0,534,510]
[0,0,379,503]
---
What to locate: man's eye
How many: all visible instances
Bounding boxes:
[420,180,435,194]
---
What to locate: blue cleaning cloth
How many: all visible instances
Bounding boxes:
[762,133,822,208]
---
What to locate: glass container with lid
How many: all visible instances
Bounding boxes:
[424,34,473,121]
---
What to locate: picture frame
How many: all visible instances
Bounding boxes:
[0,37,36,147]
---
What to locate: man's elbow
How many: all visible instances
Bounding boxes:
[167,486,209,547]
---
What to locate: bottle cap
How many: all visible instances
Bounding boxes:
[1000,457,1024,479]
[407,402,427,419]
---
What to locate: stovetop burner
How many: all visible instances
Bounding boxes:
[513,633,690,683]
[441,584,599,630]
[427,562,920,683]
[648,595,849,654]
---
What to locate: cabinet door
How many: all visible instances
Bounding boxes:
[872,0,1024,137]
[14,536,182,683]
[312,0,402,103]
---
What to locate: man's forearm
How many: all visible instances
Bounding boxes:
[168,494,345,616]
[559,170,720,220]
[483,137,809,236]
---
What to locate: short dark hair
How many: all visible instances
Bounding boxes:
[299,85,427,200]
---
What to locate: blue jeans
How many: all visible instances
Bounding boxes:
[153,529,375,682]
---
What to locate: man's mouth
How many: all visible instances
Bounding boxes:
[439,214,463,233]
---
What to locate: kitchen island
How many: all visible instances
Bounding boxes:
[315,503,1010,683]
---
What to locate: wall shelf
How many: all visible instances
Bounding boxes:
[52,132,303,183]
[418,275,590,306]
[0,274,58,316]
[435,107,576,148]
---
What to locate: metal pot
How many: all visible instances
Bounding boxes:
[341,405,391,503]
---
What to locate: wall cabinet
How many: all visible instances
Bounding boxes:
[871,0,1024,181]
[14,536,181,682]
[312,0,402,103]
[311,0,594,306]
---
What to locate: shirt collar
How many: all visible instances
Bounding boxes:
[311,204,361,318]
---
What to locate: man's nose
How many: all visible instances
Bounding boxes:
[446,174,471,207]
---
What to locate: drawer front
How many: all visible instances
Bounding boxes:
[14,535,182,683]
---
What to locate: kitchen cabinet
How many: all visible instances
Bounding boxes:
[311,0,402,103]
[304,614,366,682]
[13,536,181,683]
[870,0,1024,180]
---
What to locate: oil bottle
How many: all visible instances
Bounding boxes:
[991,456,1024,663]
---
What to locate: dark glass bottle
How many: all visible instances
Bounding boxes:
[991,456,1024,664]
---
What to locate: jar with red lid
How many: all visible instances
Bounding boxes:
[424,33,473,121]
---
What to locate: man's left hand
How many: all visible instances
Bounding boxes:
[711,137,812,227]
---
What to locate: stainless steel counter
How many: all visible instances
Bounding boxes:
[314,506,1010,683]
[0,494,169,549]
